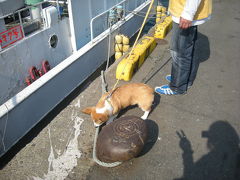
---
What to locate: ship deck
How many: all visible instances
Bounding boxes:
[0,0,240,179]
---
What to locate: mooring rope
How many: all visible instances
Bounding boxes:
[92,71,122,167]
[111,0,155,91]
[93,124,123,167]
[92,0,155,167]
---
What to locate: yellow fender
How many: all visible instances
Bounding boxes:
[116,36,156,81]
[116,53,139,81]
[154,16,173,39]
[134,36,156,67]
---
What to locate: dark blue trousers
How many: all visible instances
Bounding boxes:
[169,22,199,94]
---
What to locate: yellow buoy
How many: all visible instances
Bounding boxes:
[156,6,162,12]
[115,43,123,52]
[156,12,161,18]
[122,35,130,45]
[161,12,166,18]
[161,7,167,14]
[115,52,123,60]
[123,44,130,52]
[164,16,172,23]
[134,36,157,67]
[154,23,168,39]
[156,17,161,23]
[115,35,123,44]
[116,36,156,81]
[116,54,139,81]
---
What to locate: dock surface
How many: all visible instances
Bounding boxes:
[1,0,240,179]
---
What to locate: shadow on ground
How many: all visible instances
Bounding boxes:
[175,121,240,180]
[195,32,211,63]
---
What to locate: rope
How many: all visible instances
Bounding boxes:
[105,22,112,71]
[93,126,122,167]
[92,0,155,167]
[125,10,158,18]
[128,11,167,19]
[92,71,122,167]
[111,0,155,91]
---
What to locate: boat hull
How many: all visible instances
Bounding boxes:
[0,1,153,157]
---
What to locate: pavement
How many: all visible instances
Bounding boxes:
[0,0,240,179]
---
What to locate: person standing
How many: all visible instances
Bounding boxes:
[155,0,212,95]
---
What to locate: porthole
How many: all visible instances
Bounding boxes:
[49,34,58,48]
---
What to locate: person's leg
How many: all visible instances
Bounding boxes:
[169,22,198,94]
[188,27,199,87]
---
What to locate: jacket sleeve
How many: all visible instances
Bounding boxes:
[181,0,202,21]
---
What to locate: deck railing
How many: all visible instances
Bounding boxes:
[0,0,68,50]
[90,0,148,43]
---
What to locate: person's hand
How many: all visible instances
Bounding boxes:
[179,17,192,29]
[176,130,193,153]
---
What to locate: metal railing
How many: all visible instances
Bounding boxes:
[90,0,127,42]
[0,0,67,49]
[90,0,149,43]
[1,1,45,35]
[90,0,148,43]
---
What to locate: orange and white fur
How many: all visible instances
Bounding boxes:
[82,83,154,127]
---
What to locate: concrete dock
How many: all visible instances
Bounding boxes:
[0,0,240,179]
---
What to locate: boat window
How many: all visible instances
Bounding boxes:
[49,34,58,48]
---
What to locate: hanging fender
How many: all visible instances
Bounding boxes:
[25,76,32,86]
[25,61,50,86]
[41,60,51,74]
[29,66,40,81]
